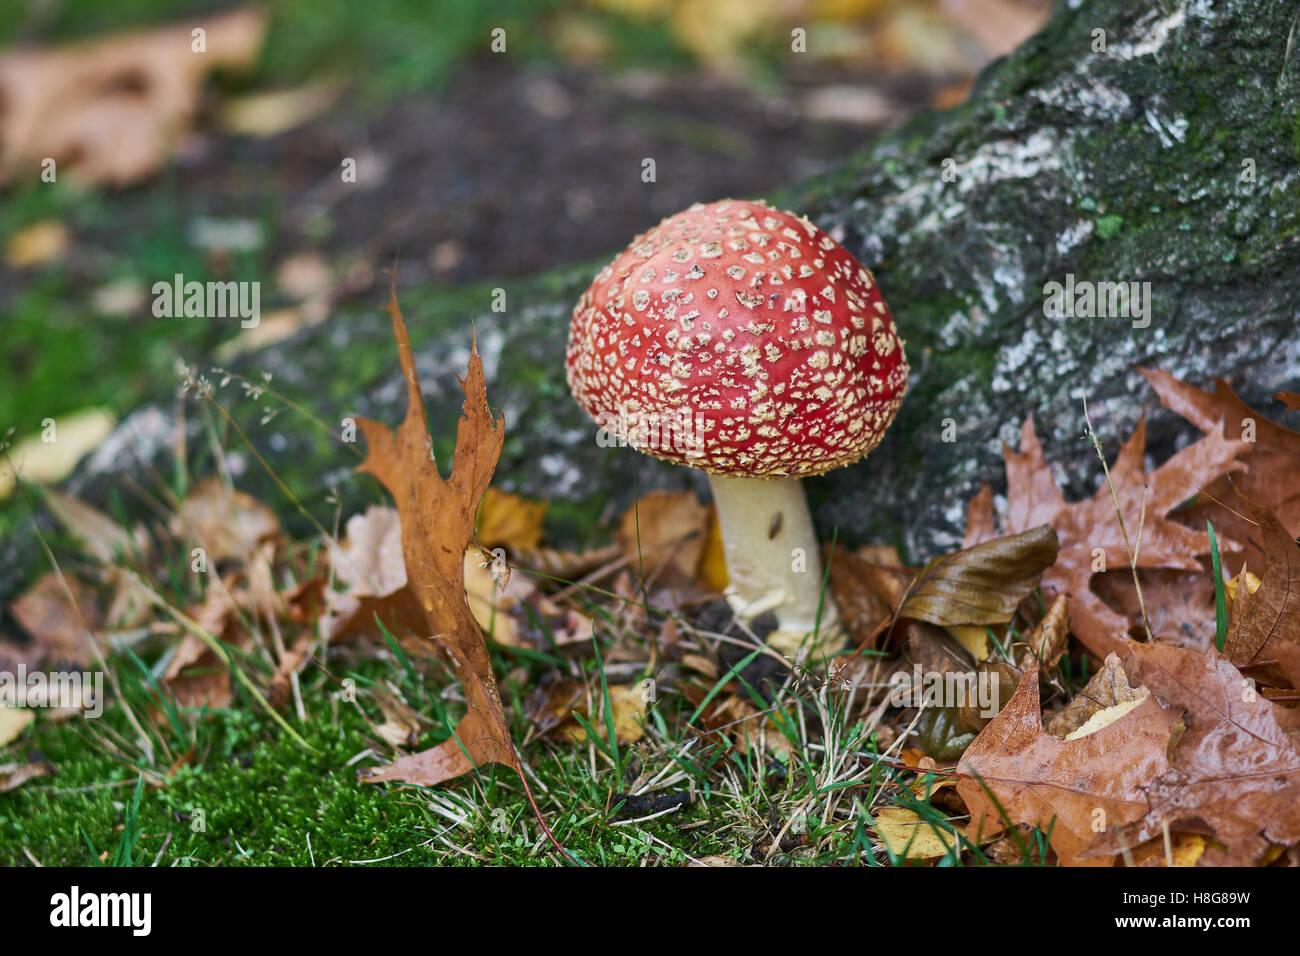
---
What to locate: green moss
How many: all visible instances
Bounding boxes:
[1094,214,1124,240]
[0,665,737,867]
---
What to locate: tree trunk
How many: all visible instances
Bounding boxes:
[4,0,1298,613]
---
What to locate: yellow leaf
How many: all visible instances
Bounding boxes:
[871,807,959,860]
[564,683,648,744]
[219,81,341,137]
[946,624,989,661]
[5,220,68,268]
[478,487,548,551]
[1131,831,1206,867]
[0,707,34,747]
[698,507,729,591]
[1063,692,1150,740]
[0,408,116,500]
[1225,570,1261,612]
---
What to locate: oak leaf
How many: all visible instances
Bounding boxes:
[354,291,519,787]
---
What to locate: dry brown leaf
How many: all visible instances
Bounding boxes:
[957,659,1181,866]
[370,685,431,750]
[1141,368,1300,573]
[269,632,315,710]
[0,9,266,186]
[901,524,1058,627]
[617,490,708,589]
[173,477,279,566]
[1062,694,1150,740]
[510,543,621,581]
[329,505,406,593]
[41,486,143,566]
[1019,593,1069,670]
[686,686,794,758]
[162,585,245,709]
[323,506,431,654]
[938,0,1051,58]
[354,290,519,788]
[1222,502,1300,668]
[1091,568,1218,650]
[477,487,548,551]
[37,487,153,632]
[827,546,910,648]
[0,760,53,793]
[903,620,975,675]
[524,678,586,736]
[1045,651,1146,739]
[966,411,1248,659]
[1086,641,1300,865]
[7,572,103,669]
[955,660,1020,734]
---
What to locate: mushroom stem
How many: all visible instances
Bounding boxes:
[706,473,844,658]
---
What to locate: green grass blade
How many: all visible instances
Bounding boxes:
[1208,519,1228,652]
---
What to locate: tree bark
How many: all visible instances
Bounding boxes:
[4,0,1299,614]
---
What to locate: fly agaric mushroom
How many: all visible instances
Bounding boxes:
[566,199,907,657]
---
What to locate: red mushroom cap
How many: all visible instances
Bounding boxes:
[566,199,908,477]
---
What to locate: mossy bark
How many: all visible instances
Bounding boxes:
[4,0,1299,615]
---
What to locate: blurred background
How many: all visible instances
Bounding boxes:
[0,0,1050,530]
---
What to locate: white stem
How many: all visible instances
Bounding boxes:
[706,473,843,657]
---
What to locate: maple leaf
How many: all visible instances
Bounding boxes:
[1087,640,1300,865]
[956,661,1181,866]
[353,289,519,787]
[1140,368,1300,573]
[966,412,1249,659]
[1223,502,1300,669]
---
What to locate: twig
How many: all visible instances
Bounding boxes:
[1083,400,1154,643]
